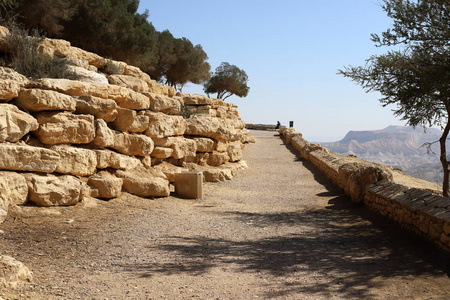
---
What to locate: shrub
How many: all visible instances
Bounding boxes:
[4,22,76,79]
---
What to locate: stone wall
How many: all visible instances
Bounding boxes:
[0,26,253,224]
[279,127,450,252]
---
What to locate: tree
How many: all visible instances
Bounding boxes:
[339,0,450,196]
[204,62,249,100]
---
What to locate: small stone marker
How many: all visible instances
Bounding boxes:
[175,171,203,199]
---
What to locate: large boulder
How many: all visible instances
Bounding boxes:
[153,162,188,183]
[0,255,33,289]
[227,142,243,162]
[67,65,108,84]
[116,167,170,197]
[95,149,143,170]
[34,112,95,145]
[145,112,186,139]
[17,89,77,112]
[143,92,182,114]
[0,67,29,102]
[113,108,149,133]
[153,136,197,159]
[0,104,39,142]
[0,172,28,223]
[147,80,176,97]
[50,145,97,176]
[186,115,243,142]
[191,137,215,152]
[25,174,84,206]
[75,95,118,122]
[0,172,28,206]
[34,78,150,110]
[108,74,149,93]
[88,171,123,199]
[0,144,60,173]
[151,147,173,159]
[207,151,230,166]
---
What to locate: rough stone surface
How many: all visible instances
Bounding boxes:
[186,115,242,142]
[35,112,95,145]
[67,65,108,84]
[108,74,149,93]
[34,78,150,110]
[0,104,39,142]
[0,144,59,173]
[0,67,29,102]
[227,142,243,162]
[153,136,196,159]
[17,89,77,112]
[0,255,33,288]
[116,167,170,197]
[88,171,123,199]
[112,133,154,156]
[94,149,143,170]
[191,137,215,152]
[143,92,182,114]
[113,108,149,133]
[0,172,28,206]
[207,151,230,166]
[26,174,84,206]
[75,96,118,123]
[51,145,97,176]
[151,147,173,159]
[145,112,186,139]
[153,162,188,183]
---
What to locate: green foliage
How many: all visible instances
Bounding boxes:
[5,23,76,79]
[179,104,197,119]
[338,0,450,196]
[204,62,249,100]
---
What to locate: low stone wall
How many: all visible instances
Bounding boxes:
[279,127,450,252]
[0,26,253,224]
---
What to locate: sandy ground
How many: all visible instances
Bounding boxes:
[1,130,450,299]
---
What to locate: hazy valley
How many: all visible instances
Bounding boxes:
[321,126,445,185]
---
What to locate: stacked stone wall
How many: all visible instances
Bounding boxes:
[279,127,450,252]
[0,26,253,224]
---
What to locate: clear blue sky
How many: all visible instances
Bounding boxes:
[138,0,406,142]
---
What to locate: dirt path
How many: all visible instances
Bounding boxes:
[1,130,450,299]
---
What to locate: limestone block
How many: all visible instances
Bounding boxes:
[215,141,229,152]
[192,137,214,152]
[147,80,176,97]
[186,115,243,142]
[181,94,213,105]
[143,92,182,114]
[67,65,108,84]
[123,65,152,83]
[0,104,39,142]
[154,162,189,183]
[95,149,143,170]
[0,171,28,206]
[0,67,29,102]
[38,38,107,68]
[113,108,149,133]
[0,144,59,173]
[116,167,170,197]
[151,147,173,159]
[113,133,154,156]
[17,89,77,112]
[145,111,186,138]
[108,74,149,92]
[0,202,7,223]
[34,78,150,110]
[50,145,97,176]
[75,95,118,122]
[153,136,197,159]
[227,142,243,162]
[174,171,203,199]
[88,171,123,199]
[35,112,95,145]
[187,163,233,182]
[25,174,84,206]
[0,255,33,288]
[207,151,230,166]
[93,119,115,148]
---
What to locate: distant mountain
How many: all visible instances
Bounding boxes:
[322,126,444,184]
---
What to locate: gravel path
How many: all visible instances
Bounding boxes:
[1,130,450,299]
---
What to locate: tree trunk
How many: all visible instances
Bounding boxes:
[440,119,450,197]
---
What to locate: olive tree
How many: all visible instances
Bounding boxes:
[339,0,450,196]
